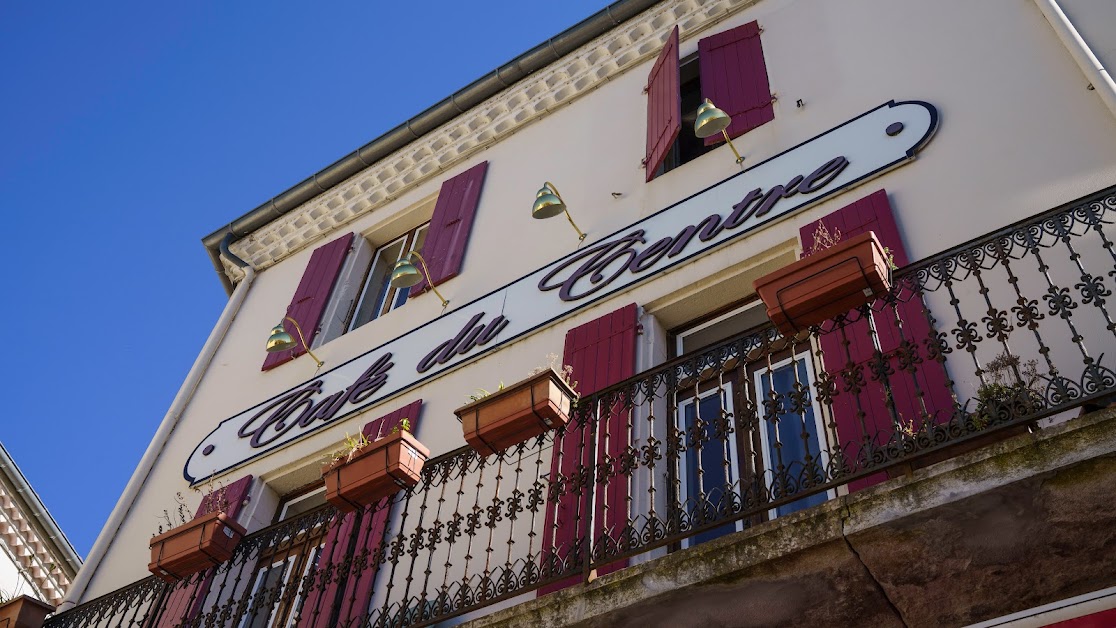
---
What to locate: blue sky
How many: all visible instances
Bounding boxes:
[0,0,610,558]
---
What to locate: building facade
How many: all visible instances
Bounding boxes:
[50,0,1116,626]
[0,443,81,609]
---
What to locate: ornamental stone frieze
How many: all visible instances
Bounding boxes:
[0,484,72,606]
[222,0,761,283]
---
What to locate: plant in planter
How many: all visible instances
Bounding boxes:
[148,482,246,583]
[753,222,894,336]
[322,421,430,513]
[972,352,1044,430]
[455,353,578,456]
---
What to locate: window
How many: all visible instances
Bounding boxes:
[348,223,428,331]
[672,301,835,547]
[655,55,715,177]
[240,488,329,628]
[644,22,774,182]
[264,161,488,368]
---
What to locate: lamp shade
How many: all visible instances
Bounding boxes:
[532,185,566,219]
[390,256,424,288]
[694,98,732,139]
[266,324,297,353]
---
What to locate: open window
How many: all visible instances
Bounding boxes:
[348,223,429,331]
[268,161,489,365]
[654,54,715,177]
[644,22,774,181]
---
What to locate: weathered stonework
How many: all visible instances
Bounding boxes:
[222,0,762,282]
[464,409,1116,627]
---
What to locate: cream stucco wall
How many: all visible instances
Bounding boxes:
[81,0,1116,601]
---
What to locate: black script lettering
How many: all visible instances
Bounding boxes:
[752,182,800,218]
[457,324,487,355]
[237,352,395,449]
[538,230,646,301]
[696,214,725,241]
[797,156,849,194]
[666,223,699,257]
[238,381,324,448]
[477,315,509,344]
[724,188,764,229]
[629,237,674,272]
[345,353,394,404]
[417,313,509,373]
[538,156,853,302]
[302,390,346,428]
[434,313,484,365]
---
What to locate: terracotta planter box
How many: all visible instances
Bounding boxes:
[754,231,891,335]
[323,430,430,513]
[455,369,576,456]
[0,595,54,628]
[148,511,246,583]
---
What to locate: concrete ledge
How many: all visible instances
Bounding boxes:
[464,409,1116,627]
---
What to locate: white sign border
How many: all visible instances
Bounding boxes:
[185,99,939,483]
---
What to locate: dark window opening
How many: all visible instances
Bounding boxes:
[656,54,716,177]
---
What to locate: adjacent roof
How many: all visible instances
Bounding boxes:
[201,0,662,293]
[0,442,82,604]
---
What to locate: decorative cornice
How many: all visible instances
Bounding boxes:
[222,0,760,281]
[0,484,72,606]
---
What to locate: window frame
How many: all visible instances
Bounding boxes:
[656,53,715,177]
[668,300,837,543]
[238,488,330,628]
[347,222,430,333]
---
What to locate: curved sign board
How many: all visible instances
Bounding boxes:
[186,100,938,483]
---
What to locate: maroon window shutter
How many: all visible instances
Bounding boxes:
[800,190,952,491]
[539,304,638,596]
[644,26,681,182]
[698,21,774,145]
[295,512,359,628]
[263,233,355,371]
[298,400,424,628]
[156,475,254,627]
[410,161,489,296]
[194,475,254,518]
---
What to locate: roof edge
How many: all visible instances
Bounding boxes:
[0,442,83,576]
[201,0,662,294]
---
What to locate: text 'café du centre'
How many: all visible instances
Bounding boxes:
[47,1,1116,627]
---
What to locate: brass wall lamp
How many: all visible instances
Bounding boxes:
[694,98,745,165]
[389,251,449,309]
[532,182,586,241]
[266,316,324,368]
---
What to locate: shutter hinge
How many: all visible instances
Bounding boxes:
[769,92,778,103]
[636,323,645,336]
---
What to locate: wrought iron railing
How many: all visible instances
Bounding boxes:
[49,187,1116,627]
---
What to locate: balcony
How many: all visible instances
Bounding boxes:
[49,187,1116,627]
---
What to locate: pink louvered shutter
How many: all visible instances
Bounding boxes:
[410,161,488,296]
[156,475,254,627]
[297,400,423,628]
[698,21,774,145]
[539,304,638,596]
[644,26,681,182]
[262,233,354,371]
[801,190,952,491]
